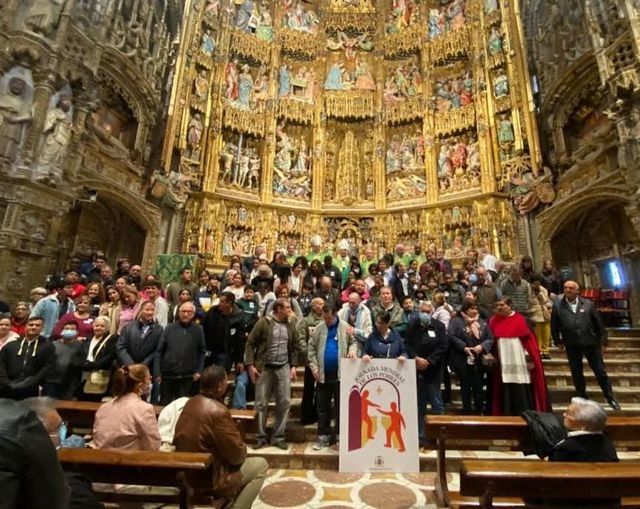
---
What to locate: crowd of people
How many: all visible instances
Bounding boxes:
[0,239,622,508]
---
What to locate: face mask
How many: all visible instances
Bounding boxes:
[419,312,431,325]
[61,330,77,340]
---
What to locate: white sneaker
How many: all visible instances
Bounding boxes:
[313,438,329,450]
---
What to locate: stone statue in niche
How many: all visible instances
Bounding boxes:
[488,26,503,54]
[186,113,203,160]
[225,60,239,102]
[494,72,509,98]
[24,0,63,34]
[0,77,33,163]
[34,95,73,184]
[200,29,216,57]
[251,68,269,108]
[497,115,515,159]
[237,65,254,108]
[278,64,292,96]
[194,70,209,100]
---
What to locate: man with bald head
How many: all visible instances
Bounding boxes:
[551,280,619,410]
[338,292,373,354]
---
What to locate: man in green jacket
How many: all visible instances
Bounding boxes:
[308,304,357,450]
[245,298,302,449]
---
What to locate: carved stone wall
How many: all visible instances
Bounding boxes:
[0,0,178,301]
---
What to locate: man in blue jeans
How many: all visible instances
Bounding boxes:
[307,304,357,450]
[406,301,448,447]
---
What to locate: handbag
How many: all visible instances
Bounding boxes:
[83,369,111,394]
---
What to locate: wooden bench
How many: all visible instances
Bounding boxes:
[459,459,640,509]
[425,415,640,507]
[58,447,225,509]
[54,400,257,438]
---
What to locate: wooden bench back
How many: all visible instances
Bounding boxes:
[58,448,214,487]
[460,459,640,499]
[54,400,257,434]
[425,415,640,443]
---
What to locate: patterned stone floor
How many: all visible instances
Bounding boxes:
[253,469,439,509]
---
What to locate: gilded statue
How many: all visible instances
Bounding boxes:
[187,113,203,160]
[0,78,32,163]
[35,96,73,183]
[200,29,216,57]
[326,31,374,61]
[281,0,320,33]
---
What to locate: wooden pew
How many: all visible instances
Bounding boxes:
[459,459,640,509]
[425,415,640,507]
[58,448,225,509]
[54,400,257,438]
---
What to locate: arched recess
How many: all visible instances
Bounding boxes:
[60,179,162,271]
[536,183,640,324]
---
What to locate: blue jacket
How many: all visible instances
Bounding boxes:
[30,295,76,339]
[363,329,407,359]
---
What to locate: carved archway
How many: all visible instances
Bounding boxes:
[536,181,632,261]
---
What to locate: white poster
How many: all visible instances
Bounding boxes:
[339,358,419,473]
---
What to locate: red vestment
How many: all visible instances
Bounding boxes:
[488,312,550,415]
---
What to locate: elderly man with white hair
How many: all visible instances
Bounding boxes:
[338,292,373,355]
[306,235,331,263]
[154,301,206,405]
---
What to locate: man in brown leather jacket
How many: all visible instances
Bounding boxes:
[174,365,268,508]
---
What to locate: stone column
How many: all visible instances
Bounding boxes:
[20,72,57,164]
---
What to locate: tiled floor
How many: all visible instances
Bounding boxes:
[253,469,439,509]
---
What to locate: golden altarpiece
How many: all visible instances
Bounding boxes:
[162,0,542,265]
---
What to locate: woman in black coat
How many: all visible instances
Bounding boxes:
[406,303,448,447]
[448,300,493,414]
[78,316,117,401]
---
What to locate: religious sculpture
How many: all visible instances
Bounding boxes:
[385,0,419,34]
[186,113,203,160]
[281,0,320,34]
[354,59,376,91]
[494,72,509,98]
[194,70,209,100]
[427,0,466,40]
[324,62,345,90]
[272,124,312,200]
[278,64,292,96]
[386,131,427,200]
[498,115,515,146]
[383,63,422,102]
[255,2,274,41]
[437,134,481,193]
[251,68,270,108]
[34,96,73,183]
[219,135,261,190]
[237,65,254,108]
[488,26,503,55]
[326,31,374,61]
[200,29,216,57]
[0,77,33,164]
[433,71,474,112]
[225,60,240,102]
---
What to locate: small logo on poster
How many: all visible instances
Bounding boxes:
[374,456,384,467]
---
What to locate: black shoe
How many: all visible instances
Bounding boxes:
[607,397,621,411]
[253,439,268,450]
